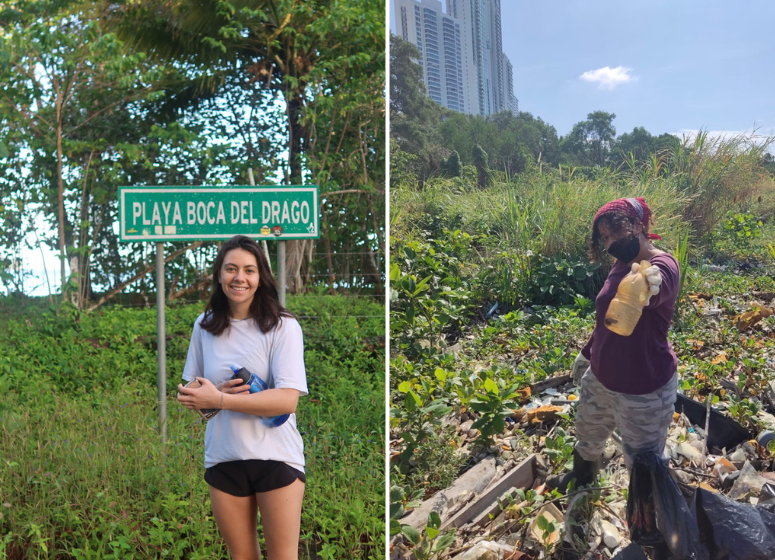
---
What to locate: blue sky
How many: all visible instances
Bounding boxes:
[391,1,775,140]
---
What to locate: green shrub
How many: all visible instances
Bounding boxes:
[526,254,604,306]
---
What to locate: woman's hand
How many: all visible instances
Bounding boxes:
[571,353,590,385]
[177,377,224,410]
[643,265,662,304]
[220,378,252,395]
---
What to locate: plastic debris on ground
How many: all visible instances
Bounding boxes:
[393,371,775,560]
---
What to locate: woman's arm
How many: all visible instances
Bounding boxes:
[177,377,300,416]
[223,387,300,416]
[645,254,680,309]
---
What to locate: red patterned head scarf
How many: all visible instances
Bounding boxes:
[593,197,662,240]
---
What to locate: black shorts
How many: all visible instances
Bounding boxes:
[204,459,306,497]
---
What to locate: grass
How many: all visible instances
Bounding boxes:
[0,294,385,559]
[391,133,775,264]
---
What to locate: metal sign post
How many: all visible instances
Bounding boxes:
[278,240,286,307]
[156,242,167,442]
[118,185,319,440]
[246,169,272,273]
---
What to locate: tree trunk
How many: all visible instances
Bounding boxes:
[285,239,308,293]
[283,88,308,293]
[56,108,66,291]
[304,238,314,287]
[368,195,384,271]
[75,150,93,309]
[287,91,304,185]
[322,216,335,293]
[363,241,383,295]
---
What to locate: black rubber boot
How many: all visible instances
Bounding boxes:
[545,449,602,493]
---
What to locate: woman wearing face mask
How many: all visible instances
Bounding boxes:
[547,197,680,492]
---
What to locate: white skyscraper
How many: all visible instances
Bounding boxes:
[395,0,466,112]
[401,0,517,116]
[501,53,519,115]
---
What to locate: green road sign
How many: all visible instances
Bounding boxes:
[118,185,319,241]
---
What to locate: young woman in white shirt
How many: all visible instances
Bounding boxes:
[177,235,308,560]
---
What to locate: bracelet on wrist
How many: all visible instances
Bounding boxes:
[220,392,224,410]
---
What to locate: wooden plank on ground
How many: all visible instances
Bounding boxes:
[441,454,536,530]
[471,488,520,527]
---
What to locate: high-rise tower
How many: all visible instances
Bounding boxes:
[395,0,466,112]
[402,0,517,116]
[501,53,519,115]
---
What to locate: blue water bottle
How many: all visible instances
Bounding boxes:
[229,364,290,427]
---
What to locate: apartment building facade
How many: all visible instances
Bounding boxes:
[395,0,517,116]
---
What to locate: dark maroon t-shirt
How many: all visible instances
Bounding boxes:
[581,253,680,395]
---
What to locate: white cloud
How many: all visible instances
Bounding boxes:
[579,66,636,90]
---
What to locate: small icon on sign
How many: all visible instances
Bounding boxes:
[261,226,271,235]
[306,222,315,233]
[272,226,283,236]
[127,228,138,233]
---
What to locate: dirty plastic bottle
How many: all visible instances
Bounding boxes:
[604,260,651,336]
[229,364,290,427]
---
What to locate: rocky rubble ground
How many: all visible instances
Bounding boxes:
[391,289,775,560]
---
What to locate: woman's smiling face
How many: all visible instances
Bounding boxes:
[219,248,260,316]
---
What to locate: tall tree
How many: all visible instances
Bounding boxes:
[611,127,682,170]
[300,1,385,293]
[763,152,775,177]
[472,144,490,188]
[614,126,656,166]
[441,150,461,178]
[561,111,617,167]
[436,111,560,177]
[389,33,443,182]
[0,0,167,306]
[112,0,385,293]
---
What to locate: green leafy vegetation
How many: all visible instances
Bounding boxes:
[0,295,384,559]
[399,512,454,560]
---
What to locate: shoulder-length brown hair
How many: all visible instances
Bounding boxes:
[200,235,293,336]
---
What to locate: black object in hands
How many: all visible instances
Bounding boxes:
[231,367,251,386]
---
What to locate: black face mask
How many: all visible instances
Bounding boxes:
[608,236,640,263]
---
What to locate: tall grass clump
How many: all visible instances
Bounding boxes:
[665,131,775,238]
[488,163,692,260]
[492,167,623,258]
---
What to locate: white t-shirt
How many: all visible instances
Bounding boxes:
[182,313,308,471]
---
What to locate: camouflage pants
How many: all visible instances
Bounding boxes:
[575,368,677,469]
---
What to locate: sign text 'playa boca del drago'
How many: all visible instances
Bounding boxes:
[118,185,319,241]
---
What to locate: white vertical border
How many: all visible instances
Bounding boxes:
[383,0,392,558]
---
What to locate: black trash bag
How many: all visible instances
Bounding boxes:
[674,394,751,451]
[627,452,706,560]
[691,487,775,560]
